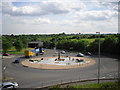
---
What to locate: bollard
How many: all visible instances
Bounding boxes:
[69,57,71,60]
[61,80,63,85]
[71,78,72,83]
[79,77,80,82]
[52,80,54,86]
[42,81,43,88]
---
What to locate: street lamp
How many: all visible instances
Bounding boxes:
[3,66,6,81]
[96,32,100,84]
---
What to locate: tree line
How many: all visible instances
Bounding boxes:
[2,33,119,55]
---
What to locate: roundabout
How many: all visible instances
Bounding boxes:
[21,56,96,69]
[3,49,118,88]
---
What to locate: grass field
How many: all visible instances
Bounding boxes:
[6,48,34,54]
[72,82,117,88]
[50,81,120,89]
[81,38,105,43]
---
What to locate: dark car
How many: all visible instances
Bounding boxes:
[29,60,34,62]
[85,52,92,56]
[13,58,20,63]
[77,53,84,57]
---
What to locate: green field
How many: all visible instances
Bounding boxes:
[72,82,117,88]
[50,81,120,89]
[81,38,105,43]
[6,48,34,54]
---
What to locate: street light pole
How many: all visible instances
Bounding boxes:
[96,32,100,84]
[3,66,6,81]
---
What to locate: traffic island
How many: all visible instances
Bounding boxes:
[21,56,95,69]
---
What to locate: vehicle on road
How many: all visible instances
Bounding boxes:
[77,53,84,57]
[61,50,66,54]
[24,47,44,58]
[76,59,84,62]
[3,53,11,56]
[13,58,20,63]
[0,82,18,89]
[29,60,34,62]
[85,52,92,56]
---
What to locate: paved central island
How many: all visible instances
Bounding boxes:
[21,56,95,69]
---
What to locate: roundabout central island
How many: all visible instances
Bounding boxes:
[21,56,95,69]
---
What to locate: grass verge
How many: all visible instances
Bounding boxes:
[49,81,120,89]
[6,48,34,55]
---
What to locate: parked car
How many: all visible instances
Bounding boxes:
[85,52,92,56]
[76,59,84,62]
[77,53,84,57]
[0,82,18,89]
[29,60,34,62]
[61,50,66,54]
[13,58,20,63]
[3,53,11,56]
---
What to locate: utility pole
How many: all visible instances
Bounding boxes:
[3,66,6,81]
[96,32,100,84]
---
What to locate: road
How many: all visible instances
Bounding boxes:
[2,49,118,88]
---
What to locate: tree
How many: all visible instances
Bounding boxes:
[2,37,12,53]
[87,39,103,53]
[101,36,118,54]
[77,40,89,52]
[13,40,23,51]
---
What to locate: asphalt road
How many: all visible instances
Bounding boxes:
[2,49,118,88]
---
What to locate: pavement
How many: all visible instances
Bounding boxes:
[2,49,119,88]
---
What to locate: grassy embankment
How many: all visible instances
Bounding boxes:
[81,38,105,43]
[6,47,34,55]
[50,81,120,89]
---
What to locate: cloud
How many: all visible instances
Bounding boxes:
[2,1,118,34]
[2,1,86,16]
[0,3,2,12]
[98,2,118,11]
[2,2,45,16]
[3,15,51,25]
[43,0,86,11]
[75,10,118,21]
[12,6,37,15]
[41,2,69,14]
[2,2,68,16]
[33,18,51,24]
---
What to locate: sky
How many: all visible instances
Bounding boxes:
[1,0,119,35]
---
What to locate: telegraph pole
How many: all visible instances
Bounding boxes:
[96,32,100,84]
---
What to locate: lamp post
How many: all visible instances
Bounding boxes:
[55,38,56,51]
[96,32,100,84]
[3,66,6,81]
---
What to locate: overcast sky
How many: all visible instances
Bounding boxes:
[2,0,119,35]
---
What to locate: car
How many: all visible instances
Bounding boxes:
[76,59,84,62]
[78,59,84,62]
[3,53,11,56]
[77,53,84,57]
[13,58,20,63]
[61,50,66,54]
[85,52,92,56]
[0,82,18,89]
[29,60,34,62]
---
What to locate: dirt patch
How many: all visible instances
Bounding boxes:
[21,57,95,69]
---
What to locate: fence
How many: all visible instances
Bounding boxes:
[34,72,118,88]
